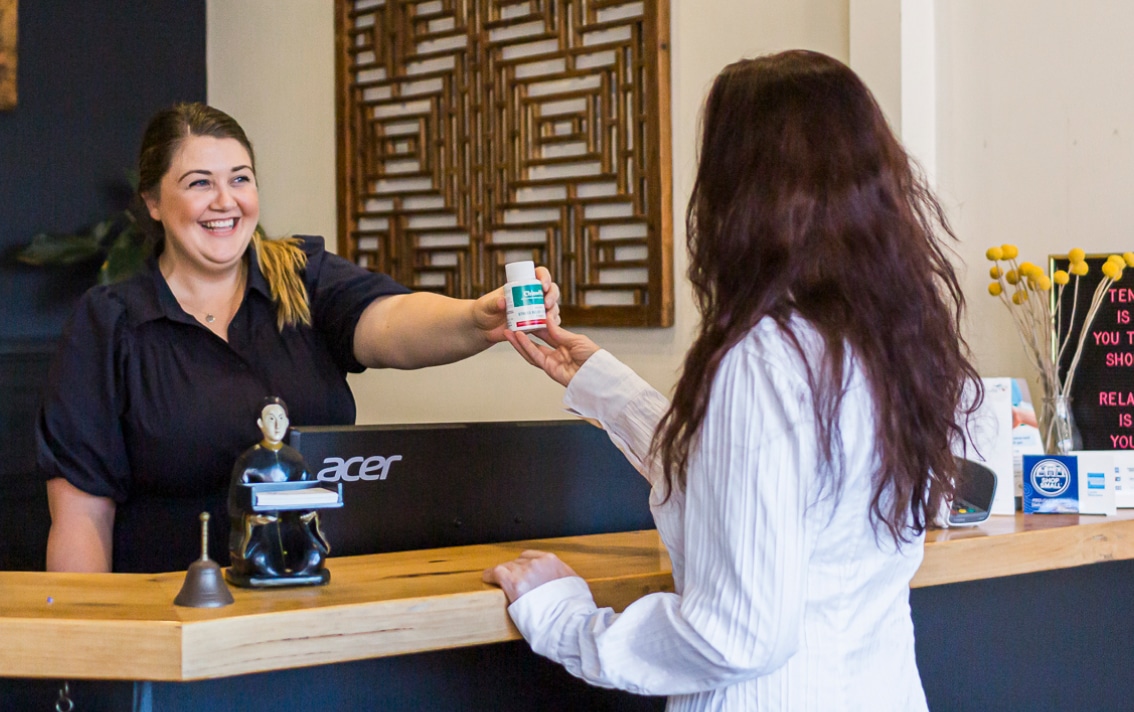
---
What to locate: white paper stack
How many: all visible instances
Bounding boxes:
[254,487,341,508]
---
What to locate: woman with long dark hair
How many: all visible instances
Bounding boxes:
[485,50,980,710]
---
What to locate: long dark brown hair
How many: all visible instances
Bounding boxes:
[135,102,311,330]
[654,51,980,542]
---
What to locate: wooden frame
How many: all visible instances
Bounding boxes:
[335,0,673,327]
[0,0,15,111]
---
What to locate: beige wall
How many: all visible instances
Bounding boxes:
[206,1,338,245]
[211,1,1134,422]
[934,1,1134,385]
[208,0,848,424]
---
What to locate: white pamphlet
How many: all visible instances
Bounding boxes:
[254,487,341,507]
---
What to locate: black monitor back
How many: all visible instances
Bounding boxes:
[288,420,654,557]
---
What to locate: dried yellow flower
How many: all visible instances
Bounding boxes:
[1124,252,1134,267]
[983,244,1121,455]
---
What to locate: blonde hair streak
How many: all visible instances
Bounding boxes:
[252,230,312,330]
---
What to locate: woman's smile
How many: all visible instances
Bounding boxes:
[144,134,260,277]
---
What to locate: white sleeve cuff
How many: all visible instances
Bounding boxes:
[507,576,597,662]
[563,350,654,424]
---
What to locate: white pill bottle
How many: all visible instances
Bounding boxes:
[503,260,547,332]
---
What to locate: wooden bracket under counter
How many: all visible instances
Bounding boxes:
[4,512,1134,682]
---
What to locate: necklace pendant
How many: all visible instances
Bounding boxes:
[206,314,216,323]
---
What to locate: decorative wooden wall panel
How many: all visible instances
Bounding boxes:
[335,0,672,326]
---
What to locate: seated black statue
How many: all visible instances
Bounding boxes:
[225,396,331,587]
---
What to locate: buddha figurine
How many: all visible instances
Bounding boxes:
[225,396,331,587]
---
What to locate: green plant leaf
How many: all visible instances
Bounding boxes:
[16,233,104,266]
[99,225,149,285]
[90,218,116,244]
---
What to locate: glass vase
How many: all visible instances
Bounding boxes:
[1042,394,1082,455]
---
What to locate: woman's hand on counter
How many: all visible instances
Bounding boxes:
[482,549,578,603]
[504,320,600,388]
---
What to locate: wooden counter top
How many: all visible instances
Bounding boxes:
[915,509,1134,587]
[0,530,671,681]
[4,512,1134,682]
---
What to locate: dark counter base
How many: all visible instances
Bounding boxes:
[913,557,1134,712]
[1,642,664,712]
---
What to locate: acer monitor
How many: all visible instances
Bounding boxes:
[288,420,655,558]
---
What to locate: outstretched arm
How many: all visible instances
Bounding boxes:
[503,319,601,387]
[353,267,561,369]
[510,324,668,485]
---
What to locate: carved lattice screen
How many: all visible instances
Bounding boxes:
[335,0,673,326]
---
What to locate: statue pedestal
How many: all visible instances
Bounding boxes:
[224,568,330,588]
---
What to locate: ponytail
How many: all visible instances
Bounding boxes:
[252,229,311,330]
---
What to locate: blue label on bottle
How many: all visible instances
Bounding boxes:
[510,283,543,306]
[506,282,546,330]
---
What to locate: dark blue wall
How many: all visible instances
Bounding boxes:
[0,1,206,578]
[0,0,205,573]
[0,0,206,342]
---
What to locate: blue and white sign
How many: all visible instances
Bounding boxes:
[1023,454,1079,514]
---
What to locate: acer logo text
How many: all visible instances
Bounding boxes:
[317,455,402,482]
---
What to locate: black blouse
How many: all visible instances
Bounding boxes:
[36,236,409,572]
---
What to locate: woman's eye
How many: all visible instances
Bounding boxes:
[188,179,210,188]
[234,174,254,185]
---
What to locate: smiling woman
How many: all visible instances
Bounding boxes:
[142,135,261,338]
[0,0,15,111]
[35,102,561,575]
